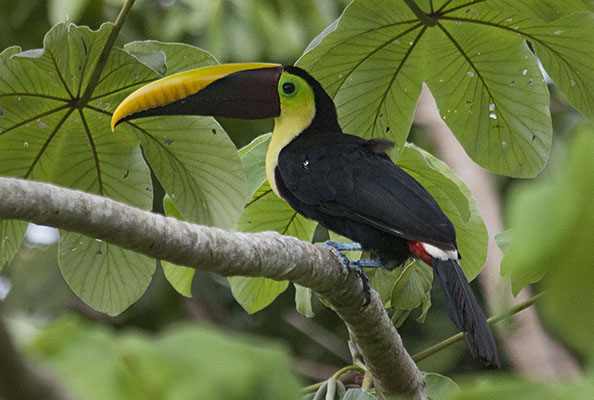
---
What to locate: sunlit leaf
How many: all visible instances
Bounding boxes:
[298,0,424,156]
[48,0,91,25]
[0,23,245,313]
[298,0,590,178]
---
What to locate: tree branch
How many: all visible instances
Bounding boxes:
[0,176,426,399]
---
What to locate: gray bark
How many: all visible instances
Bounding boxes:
[0,176,427,399]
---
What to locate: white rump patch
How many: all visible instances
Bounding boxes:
[422,243,458,261]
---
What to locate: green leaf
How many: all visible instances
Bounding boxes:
[0,23,166,313]
[120,42,245,230]
[424,372,458,400]
[299,0,563,177]
[494,230,513,256]
[228,276,289,314]
[126,115,246,229]
[161,261,194,298]
[160,195,195,297]
[58,232,155,316]
[397,144,487,280]
[231,181,317,312]
[390,260,432,327]
[523,13,594,120]
[0,23,246,313]
[298,0,424,156]
[239,133,271,200]
[235,181,317,240]
[0,220,27,269]
[295,284,315,318]
[370,268,400,306]
[419,7,552,178]
[502,126,594,355]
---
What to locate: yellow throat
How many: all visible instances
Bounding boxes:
[265,72,316,197]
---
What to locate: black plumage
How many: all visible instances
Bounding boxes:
[274,66,499,366]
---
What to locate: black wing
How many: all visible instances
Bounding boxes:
[277,134,456,249]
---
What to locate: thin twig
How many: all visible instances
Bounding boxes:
[413,293,544,363]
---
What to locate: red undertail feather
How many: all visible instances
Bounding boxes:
[407,241,432,266]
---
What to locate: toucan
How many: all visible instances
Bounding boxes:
[111,63,499,366]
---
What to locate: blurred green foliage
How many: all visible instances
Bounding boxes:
[26,315,302,400]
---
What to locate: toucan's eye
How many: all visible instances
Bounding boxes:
[282,82,296,95]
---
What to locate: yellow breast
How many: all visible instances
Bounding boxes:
[265,102,316,197]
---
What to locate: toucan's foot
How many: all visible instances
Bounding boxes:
[322,241,363,252]
[322,241,371,306]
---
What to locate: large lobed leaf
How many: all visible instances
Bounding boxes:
[0,23,246,314]
[299,0,594,178]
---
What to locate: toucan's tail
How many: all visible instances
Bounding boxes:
[432,257,500,366]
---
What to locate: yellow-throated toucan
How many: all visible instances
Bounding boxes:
[111,63,499,366]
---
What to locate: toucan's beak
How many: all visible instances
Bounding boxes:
[111,63,282,131]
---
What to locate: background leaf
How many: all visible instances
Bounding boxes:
[230,181,317,312]
[397,144,487,280]
[0,220,27,270]
[161,194,195,297]
[239,132,271,200]
[294,284,315,318]
[502,125,594,355]
[27,315,302,400]
[59,232,155,316]
[228,276,289,314]
[424,372,458,400]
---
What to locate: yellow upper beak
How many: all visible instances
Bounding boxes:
[111,62,283,131]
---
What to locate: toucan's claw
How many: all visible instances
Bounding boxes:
[322,241,371,306]
[349,261,372,306]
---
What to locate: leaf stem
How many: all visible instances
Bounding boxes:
[403,0,437,27]
[78,0,136,107]
[412,292,544,363]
